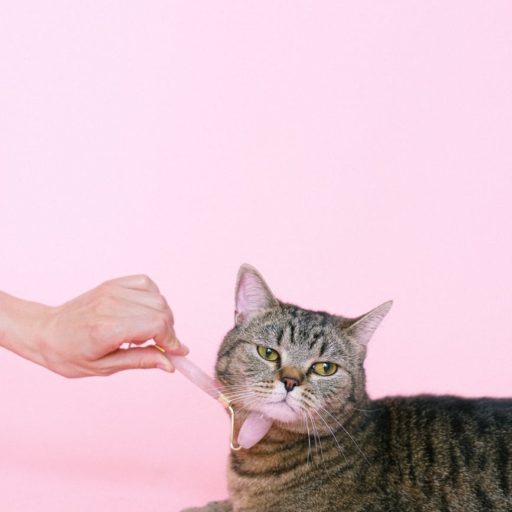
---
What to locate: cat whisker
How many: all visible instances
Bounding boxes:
[225,395,264,406]
[309,405,348,465]
[299,396,350,465]
[206,382,257,392]
[222,391,270,400]
[297,407,315,467]
[305,409,325,466]
[306,411,318,461]
[213,380,275,392]
[216,369,278,380]
[223,391,261,402]
[200,381,272,399]
[231,398,269,420]
[315,403,369,465]
[299,403,322,465]
[302,412,312,466]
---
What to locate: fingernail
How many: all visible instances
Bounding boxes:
[178,343,190,355]
[168,343,189,355]
[166,336,186,352]
[164,335,179,349]
[156,363,174,373]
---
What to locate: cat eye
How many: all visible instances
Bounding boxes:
[311,362,338,376]
[256,345,280,362]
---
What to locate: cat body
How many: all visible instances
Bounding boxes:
[227,395,511,512]
[183,265,511,512]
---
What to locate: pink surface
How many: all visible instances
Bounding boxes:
[1,2,511,511]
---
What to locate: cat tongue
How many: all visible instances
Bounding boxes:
[237,412,273,449]
[167,355,272,449]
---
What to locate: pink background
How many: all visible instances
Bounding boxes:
[1,2,511,511]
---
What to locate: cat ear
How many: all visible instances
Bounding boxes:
[235,264,278,326]
[344,301,393,346]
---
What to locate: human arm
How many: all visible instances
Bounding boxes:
[0,275,188,378]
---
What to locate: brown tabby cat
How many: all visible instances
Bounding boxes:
[183,264,512,512]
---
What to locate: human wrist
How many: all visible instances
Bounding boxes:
[0,291,54,365]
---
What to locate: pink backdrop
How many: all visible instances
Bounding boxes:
[1,2,511,511]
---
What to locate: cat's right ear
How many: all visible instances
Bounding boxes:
[235,264,278,326]
[343,301,393,346]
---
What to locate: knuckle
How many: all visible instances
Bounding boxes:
[154,294,167,310]
[138,274,153,289]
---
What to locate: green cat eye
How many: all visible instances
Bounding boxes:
[311,362,338,376]
[257,345,280,362]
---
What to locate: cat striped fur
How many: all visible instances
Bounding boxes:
[182,265,511,512]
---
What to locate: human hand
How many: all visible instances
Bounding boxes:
[0,275,187,378]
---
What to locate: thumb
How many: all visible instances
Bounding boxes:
[97,346,174,375]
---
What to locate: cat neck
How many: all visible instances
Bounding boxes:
[233,394,373,453]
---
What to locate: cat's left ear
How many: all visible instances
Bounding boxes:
[343,301,393,346]
[235,264,278,326]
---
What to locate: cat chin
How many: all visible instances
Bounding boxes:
[260,401,302,424]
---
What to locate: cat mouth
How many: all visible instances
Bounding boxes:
[260,397,301,423]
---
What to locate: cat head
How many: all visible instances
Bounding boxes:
[215,264,392,432]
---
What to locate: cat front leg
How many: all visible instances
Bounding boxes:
[180,500,233,512]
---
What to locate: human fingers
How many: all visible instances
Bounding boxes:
[95,346,175,375]
[103,280,182,347]
[160,340,189,356]
[103,274,160,293]
[87,289,178,349]
[108,287,173,316]
[101,312,180,352]
[121,337,189,355]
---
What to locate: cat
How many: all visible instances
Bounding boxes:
[182,264,512,512]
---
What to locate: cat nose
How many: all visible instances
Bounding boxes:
[281,377,299,392]
[279,366,304,392]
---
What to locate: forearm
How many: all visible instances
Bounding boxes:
[0,290,50,366]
